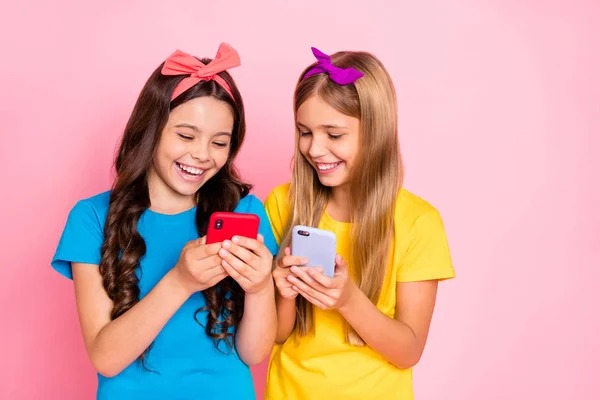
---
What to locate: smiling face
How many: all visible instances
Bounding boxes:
[296,95,360,189]
[148,96,234,207]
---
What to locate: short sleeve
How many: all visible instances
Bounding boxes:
[51,200,104,280]
[245,195,279,256]
[396,210,455,282]
[264,189,285,245]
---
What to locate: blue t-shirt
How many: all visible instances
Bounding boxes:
[52,191,278,400]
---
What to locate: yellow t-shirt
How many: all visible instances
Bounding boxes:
[264,183,455,400]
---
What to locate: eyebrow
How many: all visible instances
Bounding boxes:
[297,122,348,130]
[175,123,232,137]
[175,123,200,131]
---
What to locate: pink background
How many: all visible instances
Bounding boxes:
[1,1,599,399]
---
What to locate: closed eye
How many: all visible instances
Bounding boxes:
[328,133,343,140]
[177,133,194,141]
[300,131,312,137]
[213,141,229,148]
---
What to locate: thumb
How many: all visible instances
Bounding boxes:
[284,247,291,256]
[257,233,265,243]
[195,236,207,246]
[334,254,348,273]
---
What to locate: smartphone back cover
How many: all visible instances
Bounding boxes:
[291,225,336,277]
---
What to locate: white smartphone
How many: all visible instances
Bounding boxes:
[291,225,337,278]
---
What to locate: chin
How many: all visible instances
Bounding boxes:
[316,175,347,188]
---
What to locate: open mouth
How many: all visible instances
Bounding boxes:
[176,162,205,178]
[316,161,342,174]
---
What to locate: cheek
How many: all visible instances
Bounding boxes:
[212,147,230,168]
[339,140,359,163]
[156,137,185,161]
[298,137,311,157]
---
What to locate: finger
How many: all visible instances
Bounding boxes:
[290,266,328,291]
[304,268,335,289]
[189,242,222,260]
[334,254,348,275]
[221,259,252,288]
[232,236,271,259]
[257,234,264,243]
[284,247,291,256]
[219,248,253,277]
[191,257,224,278]
[281,255,309,268]
[194,254,223,270]
[203,264,226,279]
[205,271,229,289]
[188,236,206,249]
[221,241,258,270]
[292,285,329,309]
[287,271,330,305]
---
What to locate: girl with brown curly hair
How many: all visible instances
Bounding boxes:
[51,43,277,400]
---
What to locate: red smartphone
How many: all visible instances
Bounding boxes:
[206,212,260,244]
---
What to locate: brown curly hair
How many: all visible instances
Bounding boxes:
[98,56,249,366]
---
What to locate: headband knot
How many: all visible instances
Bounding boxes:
[161,42,241,101]
[302,47,364,85]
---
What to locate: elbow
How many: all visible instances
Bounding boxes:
[392,352,423,370]
[240,350,271,366]
[90,354,124,378]
[275,332,290,345]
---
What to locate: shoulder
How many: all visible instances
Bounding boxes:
[267,183,291,201]
[395,188,441,224]
[264,182,291,210]
[234,193,263,213]
[68,190,111,227]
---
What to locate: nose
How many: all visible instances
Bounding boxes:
[190,140,210,163]
[308,134,327,159]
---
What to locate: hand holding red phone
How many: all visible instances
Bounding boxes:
[172,236,228,295]
[218,234,274,294]
[288,254,356,310]
[273,248,312,300]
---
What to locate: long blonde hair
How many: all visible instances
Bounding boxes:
[278,50,403,345]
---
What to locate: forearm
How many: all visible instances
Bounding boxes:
[89,269,190,376]
[275,293,297,343]
[235,281,277,365]
[338,287,421,369]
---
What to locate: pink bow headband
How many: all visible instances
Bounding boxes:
[161,43,241,101]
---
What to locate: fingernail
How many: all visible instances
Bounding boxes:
[287,275,295,282]
[302,258,308,265]
[219,249,228,257]
[232,236,240,244]
[290,266,298,273]
[223,241,231,249]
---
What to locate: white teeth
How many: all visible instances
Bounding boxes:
[177,163,204,176]
[317,162,339,171]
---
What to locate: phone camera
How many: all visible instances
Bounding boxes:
[215,219,223,230]
[298,230,310,237]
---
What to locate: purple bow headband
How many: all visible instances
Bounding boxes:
[302,47,364,85]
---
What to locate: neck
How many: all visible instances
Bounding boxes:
[327,183,353,222]
[147,167,195,214]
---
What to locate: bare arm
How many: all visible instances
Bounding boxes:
[73,239,226,377]
[288,255,439,369]
[73,264,190,377]
[338,280,438,369]
[275,293,297,343]
[218,235,278,365]
[235,282,277,365]
[272,248,308,343]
